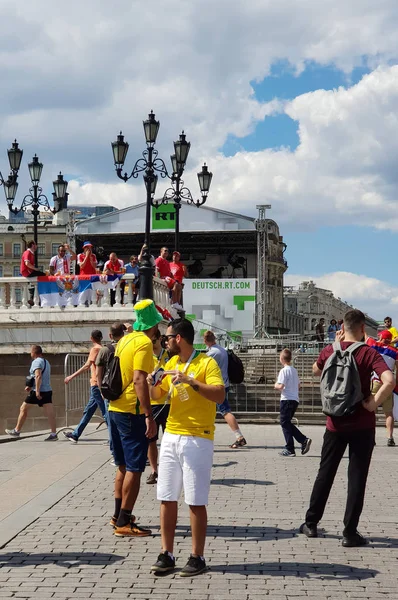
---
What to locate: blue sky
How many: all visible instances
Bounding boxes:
[219,59,398,317]
[1,1,398,320]
[223,61,370,154]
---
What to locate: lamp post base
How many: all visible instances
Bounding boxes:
[139,258,154,301]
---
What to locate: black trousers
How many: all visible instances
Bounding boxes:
[280,400,306,453]
[305,428,375,536]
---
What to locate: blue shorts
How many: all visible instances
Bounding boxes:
[217,388,231,416]
[109,411,148,472]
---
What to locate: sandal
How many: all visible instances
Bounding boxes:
[230,437,247,449]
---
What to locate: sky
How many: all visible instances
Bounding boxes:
[1,0,398,321]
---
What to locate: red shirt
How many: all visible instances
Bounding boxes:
[78,252,97,275]
[155,256,172,279]
[20,249,35,277]
[104,259,124,274]
[170,261,185,283]
[317,342,389,432]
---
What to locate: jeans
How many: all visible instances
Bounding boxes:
[305,428,375,536]
[280,400,306,453]
[73,385,108,439]
[109,411,148,472]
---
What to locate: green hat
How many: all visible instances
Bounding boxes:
[133,299,163,331]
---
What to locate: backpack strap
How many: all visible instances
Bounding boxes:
[345,341,365,354]
[332,341,341,352]
[332,341,365,354]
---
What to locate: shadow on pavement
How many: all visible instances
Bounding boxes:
[0,552,125,568]
[209,561,378,579]
[175,525,296,540]
[212,461,239,468]
[211,478,274,486]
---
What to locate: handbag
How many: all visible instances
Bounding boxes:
[26,359,47,388]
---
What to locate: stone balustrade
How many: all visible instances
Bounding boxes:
[0,274,170,313]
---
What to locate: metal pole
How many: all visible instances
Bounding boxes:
[174,174,181,252]
[33,185,39,268]
[175,203,180,252]
[139,147,154,300]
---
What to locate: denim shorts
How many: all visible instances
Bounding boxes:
[108,411,148,472]
[217,387,231,416]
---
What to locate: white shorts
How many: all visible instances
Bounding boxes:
[157,431,214,506]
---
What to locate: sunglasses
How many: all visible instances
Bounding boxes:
[165,334,177,340]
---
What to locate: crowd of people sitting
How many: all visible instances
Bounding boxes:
[19,240,188,309]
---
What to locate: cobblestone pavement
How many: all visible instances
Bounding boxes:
[1,423,398,599]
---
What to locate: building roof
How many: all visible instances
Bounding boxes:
[74,200,256,236]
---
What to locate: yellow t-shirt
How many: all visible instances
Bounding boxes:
[108,331,153,415]
[151,350,168,406]
[389,327,398,341]
[159,352,224,440]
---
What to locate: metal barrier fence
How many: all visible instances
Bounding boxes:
[65,341,326,418]
[64,353,95,427]
[228,341,327,414]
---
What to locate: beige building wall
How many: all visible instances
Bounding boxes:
[0,223,68,277]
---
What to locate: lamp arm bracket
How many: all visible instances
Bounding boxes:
[179,186,194,202]
[161,188,177,204]
[153,157,170,179]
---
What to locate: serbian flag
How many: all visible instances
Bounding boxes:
[37,274,122,307]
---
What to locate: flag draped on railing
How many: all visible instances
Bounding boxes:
[37,274,122,307]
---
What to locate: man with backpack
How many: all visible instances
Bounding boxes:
[95,322,128,389]
[300,309,394,547]
[204,331,247,448]
[107,299,159,537]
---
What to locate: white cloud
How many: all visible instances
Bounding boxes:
[0,0,397,233]
[285,271,398,322]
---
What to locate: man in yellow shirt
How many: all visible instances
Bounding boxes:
[108,300,160,537]
[149,318,224,577]
[147,330,169,485]
[384,316,398,346]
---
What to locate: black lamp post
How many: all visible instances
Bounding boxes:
[111,112,212,299]
[0,141,69,268]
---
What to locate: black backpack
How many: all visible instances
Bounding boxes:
[100,338,134,401]
[227,349,245,384]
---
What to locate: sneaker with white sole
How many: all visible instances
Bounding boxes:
[44,434,58,441]
[279,449,296,457]
[150,551,176,573]
[62,431,78,443]
[180,554,207,577]
[5,428,20,438]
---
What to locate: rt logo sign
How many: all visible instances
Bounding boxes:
[155,211,175,222]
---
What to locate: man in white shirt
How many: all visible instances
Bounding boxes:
[274,348,311,457]
[49,244,77,275]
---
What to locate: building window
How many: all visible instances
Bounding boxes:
[37,243,45,256]
[0,243,3,256]
[52,243,61,255]
[13,243,21,258]
[0,266,3,277]
[13,266,20,277]
[15,288,22,303]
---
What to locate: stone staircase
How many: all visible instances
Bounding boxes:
[226,350,387,425]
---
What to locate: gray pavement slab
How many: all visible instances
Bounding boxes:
[1,423,398,598]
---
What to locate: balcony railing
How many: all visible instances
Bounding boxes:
[0,274,171,312]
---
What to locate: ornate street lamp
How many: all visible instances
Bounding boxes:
[0,142,69,267]
[111,111,212,299]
